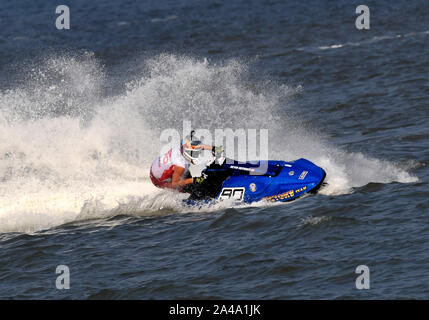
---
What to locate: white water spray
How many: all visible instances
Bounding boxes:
[0,53,417,233]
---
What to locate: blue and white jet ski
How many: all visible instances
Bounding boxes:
[184,154,326,204]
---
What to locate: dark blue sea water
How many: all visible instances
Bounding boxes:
[0,0,428,299]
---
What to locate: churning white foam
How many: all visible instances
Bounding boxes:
[0,53,417,233]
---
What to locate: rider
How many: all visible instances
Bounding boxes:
[150,131,220,191]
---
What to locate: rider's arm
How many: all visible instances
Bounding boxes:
[201,144,214,150]
[171,166,194,188]
[202,144,223,154]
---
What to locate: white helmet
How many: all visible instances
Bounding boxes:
[181,131,203,165]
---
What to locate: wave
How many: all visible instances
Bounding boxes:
[0,53,417,233]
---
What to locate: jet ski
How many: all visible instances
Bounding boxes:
[183,153,326,204]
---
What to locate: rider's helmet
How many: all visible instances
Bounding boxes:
[181,130,204,165]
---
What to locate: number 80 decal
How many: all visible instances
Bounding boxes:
[218,188,245,202]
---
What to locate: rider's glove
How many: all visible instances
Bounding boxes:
[212,146,223,156]
[194,176,206,184]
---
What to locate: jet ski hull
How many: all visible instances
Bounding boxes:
[185,158,326,204]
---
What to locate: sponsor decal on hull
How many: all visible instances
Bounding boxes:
[264,190,295,202]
